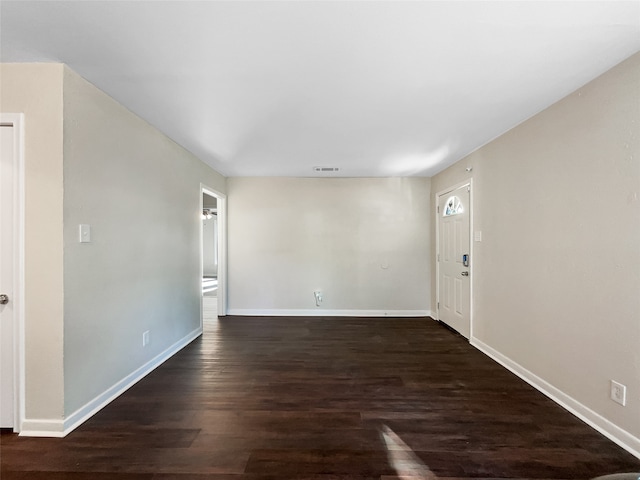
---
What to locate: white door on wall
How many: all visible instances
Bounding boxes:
[0,124,15,428]
[437,184,471,338]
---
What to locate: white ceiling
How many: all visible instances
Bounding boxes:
[2,1,639,177]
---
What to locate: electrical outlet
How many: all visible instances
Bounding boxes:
[142,330,150,347]
[610,380,626,406]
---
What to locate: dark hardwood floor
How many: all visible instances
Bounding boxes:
[2,316,639,479]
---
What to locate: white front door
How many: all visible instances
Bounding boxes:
[437,184,471,338]
[0,124,15,428]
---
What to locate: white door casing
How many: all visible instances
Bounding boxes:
[1,115,24,431]
[437,182,471,339]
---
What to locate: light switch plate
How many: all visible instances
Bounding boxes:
[79,224,91,243]
[474,231,482,242]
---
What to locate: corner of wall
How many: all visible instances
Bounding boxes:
[1,62,66,426]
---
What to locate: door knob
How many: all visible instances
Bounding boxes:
[461,272,469,277]
[0,294,8,305]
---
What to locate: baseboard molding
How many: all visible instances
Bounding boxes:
[226,309,430,318]
[20,327,203,438]
[20,419,65,437]
[471,337,640,460]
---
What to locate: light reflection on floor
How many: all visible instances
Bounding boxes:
[380,424,640,480]
[380,424,436,480]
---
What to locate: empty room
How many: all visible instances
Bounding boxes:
[0,1,639,479]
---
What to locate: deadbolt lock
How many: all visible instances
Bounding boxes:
[0,294,9,305]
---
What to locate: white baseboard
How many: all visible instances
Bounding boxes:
[20,419,65,437]
[226,309,430,317]
[20,327,203,438]
[471,337,640,460]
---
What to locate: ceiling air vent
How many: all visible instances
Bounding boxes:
[313,166,340,173]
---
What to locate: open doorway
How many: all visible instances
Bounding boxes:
[201,185,226,328]
[202,191,218,323]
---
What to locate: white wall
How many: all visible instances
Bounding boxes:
[227,177,431,316]
[62,66,226,419]
[431,52,640,455]
[0,64,65,426]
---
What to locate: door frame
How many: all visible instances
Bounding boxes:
[1,113,25,432]
[200,184,227,320]
[435,179,474,339]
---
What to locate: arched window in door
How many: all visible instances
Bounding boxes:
[443,195,463,216]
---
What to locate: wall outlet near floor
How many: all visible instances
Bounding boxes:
[142,330,150,347]
[610,380,626,406]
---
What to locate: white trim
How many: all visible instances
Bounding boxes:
[200,188,204,329]
[471,337,640,460]
[201,184,227,318]
[20,327,202,437]
[1,113,25,433]
[20,419,65,437]
[227,309,430,317]
[435,179,474,199]
[468,179,474,340]
[217,195,227,316]
[435,179,473,339]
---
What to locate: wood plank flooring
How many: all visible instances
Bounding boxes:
[2,316,639,479]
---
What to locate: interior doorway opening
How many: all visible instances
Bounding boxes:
[202,191,218,324]
[200,185,226,328]
[202,193,218,295]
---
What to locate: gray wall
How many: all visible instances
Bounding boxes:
[431,52,640,447]
[62,66,226,416]
[227,177,431,315]
[0,64,65,425]
[1,63,227,429]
